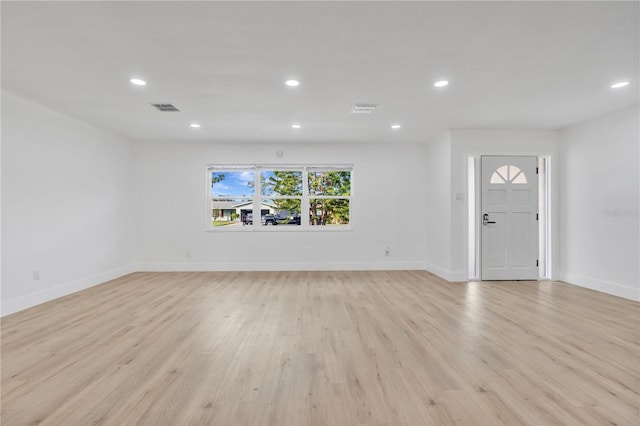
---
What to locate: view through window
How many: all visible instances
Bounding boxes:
[209,165,352,230]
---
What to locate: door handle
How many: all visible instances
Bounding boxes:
[483,213,496,225]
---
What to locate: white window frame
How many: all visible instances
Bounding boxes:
[207,164,353,232]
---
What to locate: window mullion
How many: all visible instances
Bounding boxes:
[302,168,309,227]
[253,170,260,228]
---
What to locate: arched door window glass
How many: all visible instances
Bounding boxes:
[490,165,527,184]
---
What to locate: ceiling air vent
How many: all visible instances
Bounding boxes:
[151,103,180,112]
[350,103,378,114]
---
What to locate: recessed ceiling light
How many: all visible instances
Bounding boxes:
[611,81,630,89]
[285,80,300,87]
[130,78,146,86]
[391,124,401,129]
[434,80,449,88]
[190,123,201,128]
[291,124,301,129]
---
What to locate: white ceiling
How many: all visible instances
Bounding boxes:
[2,1,638,144]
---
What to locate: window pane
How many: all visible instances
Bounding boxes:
[508,166,521,180]
[308,171,351,196]
[309,198,350,225]
[261,170,303,196]
[260,199,301,226]
[211,198,251,227]
[496,166,509,182]
[211,171,254,197]
[511,171,527,184]
[490,171,506,184]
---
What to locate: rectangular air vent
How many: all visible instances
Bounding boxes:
[350,103,378,114]
[151,103,180,112]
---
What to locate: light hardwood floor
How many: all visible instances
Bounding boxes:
[1,271,639,425]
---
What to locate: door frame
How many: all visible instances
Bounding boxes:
[467,153,552,281]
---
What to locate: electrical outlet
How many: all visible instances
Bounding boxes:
[384,246,390,256]
[33,269,40,280]
[186,250,192,258]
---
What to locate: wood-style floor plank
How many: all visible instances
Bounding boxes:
[1,271,639,425]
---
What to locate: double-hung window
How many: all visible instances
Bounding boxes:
[210,167,255,226]
[208,165,352,230]
[307,167,351,226]
[259,168,303,227]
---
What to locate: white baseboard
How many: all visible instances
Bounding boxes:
[424,262,452,281]
[558,272,640,302]
[424,262,467,282]
[137,261,428,272]
[1,264,137,317]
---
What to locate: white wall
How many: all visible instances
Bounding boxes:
[558,104,639,301]
[423,131,452,279]
[134,142,428,271]
[449,129,559,281]
[1,91,136,315]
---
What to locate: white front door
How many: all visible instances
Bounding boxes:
[481,156,538,280]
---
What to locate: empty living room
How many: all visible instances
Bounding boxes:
[1,1,638,425]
